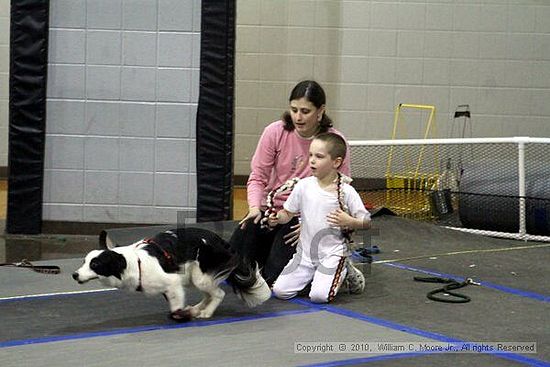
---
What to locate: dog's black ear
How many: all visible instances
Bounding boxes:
[93,250,127,280]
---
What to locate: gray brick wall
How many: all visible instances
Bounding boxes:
[234,0,550,176]
[44,0,201,224]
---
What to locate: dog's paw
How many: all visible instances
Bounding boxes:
[196,310,213,319]
[170,309,193,322]
[183,305,201,317]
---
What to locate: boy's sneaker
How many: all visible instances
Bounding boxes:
[344,259,365,294]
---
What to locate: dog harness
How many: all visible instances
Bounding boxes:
[134,238,177,291]
[143,237,175,264]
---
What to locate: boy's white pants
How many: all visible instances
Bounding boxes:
[272,253,347,303]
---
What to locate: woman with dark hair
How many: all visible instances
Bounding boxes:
[230,80,364,291]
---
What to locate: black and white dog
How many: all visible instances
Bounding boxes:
[73,228,271,321]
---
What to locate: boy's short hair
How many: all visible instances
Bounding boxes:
[314,132,347,161]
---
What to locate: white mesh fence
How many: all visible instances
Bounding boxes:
[349,137,550,242]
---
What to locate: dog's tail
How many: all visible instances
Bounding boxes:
[227,262,271,308]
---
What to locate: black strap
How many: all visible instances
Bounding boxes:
[0,259,60,274]
[414,276,474,303]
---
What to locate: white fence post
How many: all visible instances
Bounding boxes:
[517,141,526,240]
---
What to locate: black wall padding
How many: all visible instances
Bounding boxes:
[196,1,235,222]
[7,0,49,234]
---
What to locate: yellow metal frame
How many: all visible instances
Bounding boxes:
[385,104,439,220]
[387,104,437,178]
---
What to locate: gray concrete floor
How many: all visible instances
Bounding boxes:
[1,216,549,367]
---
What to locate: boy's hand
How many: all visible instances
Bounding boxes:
[267,212,279,228]
[326,208,353,228]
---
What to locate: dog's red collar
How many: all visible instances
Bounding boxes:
[136,257,143,292]
[134,242,145,292]
[134,238,174,292]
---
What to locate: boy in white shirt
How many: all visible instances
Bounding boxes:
[268,132,371,303]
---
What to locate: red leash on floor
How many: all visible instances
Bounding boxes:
[0,259,61,274]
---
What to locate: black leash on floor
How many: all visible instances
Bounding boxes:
[413,276,479,303]
[0,259,61,274]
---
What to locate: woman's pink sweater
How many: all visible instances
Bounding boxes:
[247,120,351,210]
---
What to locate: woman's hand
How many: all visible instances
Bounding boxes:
[239,207,262,229]
[283,222,301,247]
